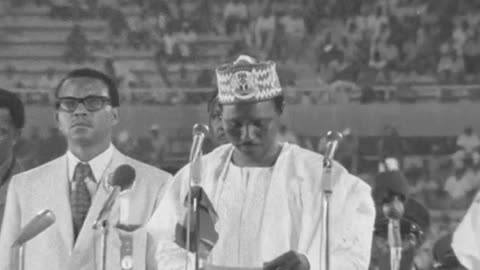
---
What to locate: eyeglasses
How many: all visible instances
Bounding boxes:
[56,95,111,112]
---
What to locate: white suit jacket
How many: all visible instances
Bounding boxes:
[0,147,172,270]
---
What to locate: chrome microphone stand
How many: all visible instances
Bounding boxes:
[10,244,25,270]
[100,220,109,270]
[389,219,402,270]
[321,131,342,270]
[185,123,209,270]
[383,196,404,270]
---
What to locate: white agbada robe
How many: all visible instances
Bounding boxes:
[147,143,375,270]
[452,193,480,269]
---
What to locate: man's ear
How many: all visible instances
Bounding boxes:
[111,108,119,126]
[11,128,21,147]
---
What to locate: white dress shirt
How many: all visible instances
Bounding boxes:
[66,144,114,197]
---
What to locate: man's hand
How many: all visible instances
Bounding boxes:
[263,251,310,270]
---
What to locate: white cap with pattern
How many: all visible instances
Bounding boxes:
[215,55,282,104]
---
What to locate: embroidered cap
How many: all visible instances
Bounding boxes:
[215,55,282,104]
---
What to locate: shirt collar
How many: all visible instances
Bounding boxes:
[67,144,114,182]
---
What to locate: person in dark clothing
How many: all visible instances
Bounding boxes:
[0,89,25,230]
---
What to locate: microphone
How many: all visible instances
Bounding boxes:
[323,131,343,167]
[13,210,55,247]
[189,123,209,186]
[373,171,409,270]
[322,131,343,193]
[93,165,136,229]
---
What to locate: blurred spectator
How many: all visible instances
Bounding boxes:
[443,168,477,208]
[367,6,388,37]
[106,8,129,49]
[37,68,59,102]
[153,45,173,87]
[127,13,152,50]
[223,0,248,36]
[327,53,352,83]
[452,21,468,55]
[463,31,480,75]
[452,126,480,170]
[163,28,180,62]
[276,124,299,144]
[48,0,89,20]
[437,52,454,82]
[279,9,306,62]
[254,8,276,57]
[37,68,58,91]
[401,37,418,66]
[316,32,342,72]
[456,126,480,154]
[383,42,400,69]
[378,125,405,170]
[369,51,387,72]
[340,36,359,63]
[147,124,168,167]
[176,23,198,61]
[3,65,22,89]
[450,53,465,83]
[64,24,89,64]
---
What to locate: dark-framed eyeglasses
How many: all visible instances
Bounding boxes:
[55,95,111,112]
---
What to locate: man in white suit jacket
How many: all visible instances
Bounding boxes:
[0,68,172,270]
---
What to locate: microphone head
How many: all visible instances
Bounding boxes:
[382,196,405,219]
[374,198,430,244]
[326,130,343,143]
[109,164,135,191]
[14,210,55,246]
[193,123,210,137]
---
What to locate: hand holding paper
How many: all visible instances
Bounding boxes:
[263,251,310,270]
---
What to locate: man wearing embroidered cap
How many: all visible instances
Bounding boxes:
[149,55,375,270]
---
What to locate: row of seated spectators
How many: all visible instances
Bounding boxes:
[310,0,480,86]
[6,0,480,89]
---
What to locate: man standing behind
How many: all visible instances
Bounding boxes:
[149,55,375,270]
[203,89,228,154]
[0,68,171,270]
[0,89,25,231]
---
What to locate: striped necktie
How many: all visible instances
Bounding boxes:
[71,162,92,240]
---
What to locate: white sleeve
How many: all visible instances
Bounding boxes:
[146,168,196,270]
[302,172,375,270]
[330,176,376,270]
[452,195,480,269]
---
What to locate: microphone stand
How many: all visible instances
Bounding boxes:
[99,220,109,270]
[321,157,333,270]
[384,196,404,270]
[11,244,25,270]
[320,131,342,270]
[388,219,402,270]
[185,123,208,270]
